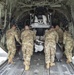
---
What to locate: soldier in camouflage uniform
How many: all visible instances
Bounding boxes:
[55,25,63,44]
[44,26,59,69]
[21,25,36,70]
[6,25,21,64]
[63,30,74,63]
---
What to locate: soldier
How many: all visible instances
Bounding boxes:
[21,25,36,70]
[6,25,21,64]
[44,26,59,69]
[55,25,63,44]
[63,29,74,63]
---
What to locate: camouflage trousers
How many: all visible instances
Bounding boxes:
[64,42,73,61]
[22,43,33,66]
[45,42,56,64]
[7,43,16,60]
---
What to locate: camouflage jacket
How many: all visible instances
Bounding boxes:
[63,31,74,45]
[45,29,59,43]
[21,29,36,44]
[6,28,21,44]
[55,27,63,42]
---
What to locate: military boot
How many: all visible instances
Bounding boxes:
[9,57,14,64]
[23,62,25,65]
[8,56,11,64]
[10,61,15,64]
[50,63,55,67]
[8,59,11,64]
[66,59,71,63]
[46,63,50,69]
[25,65,30,71]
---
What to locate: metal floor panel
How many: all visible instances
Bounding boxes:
[0,53,74,75]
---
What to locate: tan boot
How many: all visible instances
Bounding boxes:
[8,56,11,64]
[8,59,11,64]
[50,63,55,67]
[8,57,14,64]
[8,60,14,64]
[66,59,71,63]
[46,63,50,69]
[25,65,30,71]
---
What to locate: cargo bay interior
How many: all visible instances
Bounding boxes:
[0,0,74,75]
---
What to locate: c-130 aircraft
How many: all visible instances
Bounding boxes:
[0,0,74,75]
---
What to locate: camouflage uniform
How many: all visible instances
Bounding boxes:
[44,28,58,68]
[55,26,63,43]
[63,31,74,63]
[21,29,35,69]
[6,28,21,63]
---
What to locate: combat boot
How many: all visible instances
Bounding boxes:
[66,59,71,63]
[9,57,14,64]
[8,59,14,64]
[50,63,55,67]
[8,59,11,64]
[25,65,30,71]
[10,61,15,64]
[46,63,50,69]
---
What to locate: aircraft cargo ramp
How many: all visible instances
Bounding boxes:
[0,53,74,75]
